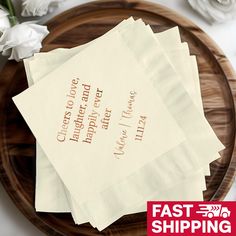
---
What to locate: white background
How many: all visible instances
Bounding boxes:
[0,0,236,235]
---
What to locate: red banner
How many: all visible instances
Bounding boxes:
[147,201,236,235]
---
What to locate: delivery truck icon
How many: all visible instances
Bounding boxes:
[196,204,231,219]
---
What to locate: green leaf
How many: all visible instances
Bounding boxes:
[0,0,8,10]
[0,0,17,26]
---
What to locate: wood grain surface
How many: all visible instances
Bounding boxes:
[0,0,236,235]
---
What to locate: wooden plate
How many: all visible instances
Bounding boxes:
[0,0,236,235]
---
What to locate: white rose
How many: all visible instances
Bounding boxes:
[0,22,49,61]
[21,0,64,17]
[0,8,10,33]
[188,0,236,24]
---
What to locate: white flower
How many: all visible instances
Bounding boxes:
[0,22,49,61]
[21,0,64,17]
[0,8,10,33]
[188,0,236,24]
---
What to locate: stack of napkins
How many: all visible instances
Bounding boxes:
[13,18,224,231]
